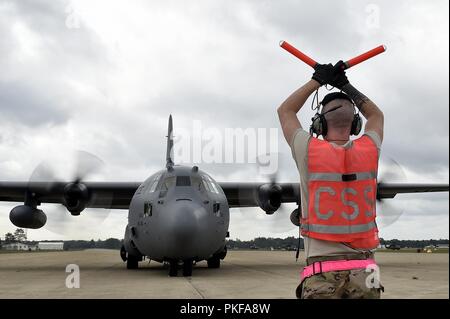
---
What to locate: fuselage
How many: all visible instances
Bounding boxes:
[124,165,229,263]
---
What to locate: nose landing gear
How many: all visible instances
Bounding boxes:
[169,260,178,277]
[182,259,193,277]
[168,259,194,277]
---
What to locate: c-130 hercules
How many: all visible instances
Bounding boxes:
[1,116,449,276]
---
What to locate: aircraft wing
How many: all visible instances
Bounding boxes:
[219,182,299,208]
[1,181,448,211]
[219,182,449,209]
[0,181,141,209]
[376,183,450,199]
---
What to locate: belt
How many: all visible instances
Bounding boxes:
[300,258,377,282]
[306,252,374,266]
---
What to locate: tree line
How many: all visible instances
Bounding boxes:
[0,229,122,250]
[227,237,449,250]
[63,238,123,250]
[1,229,448,250]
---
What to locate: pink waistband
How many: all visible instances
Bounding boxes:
[300,259,376,281]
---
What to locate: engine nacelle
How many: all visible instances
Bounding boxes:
[290,208,301,227]
[64,182,89,215]
[257,183,282,214]
[9,205,47,229]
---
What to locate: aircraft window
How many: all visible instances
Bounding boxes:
[159,176,175,198]
[191,176,203,191]
[202,175,219,194]
[210,181,219,194]
[207,175,219,193]
[144,202,152,217]
[176,176,191,187]
[148,173,162,193]
[202,178,211,192]
[161,176,176,191]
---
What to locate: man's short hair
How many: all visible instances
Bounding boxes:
[321,92,355,130]
[321,92,353,107]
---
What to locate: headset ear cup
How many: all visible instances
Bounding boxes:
[310,114,322,136]
[321,116,327,137]
[351,114,362,135]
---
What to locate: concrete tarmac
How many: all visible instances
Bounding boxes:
[0,249,448,299]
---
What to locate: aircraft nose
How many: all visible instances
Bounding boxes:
[171,200,199,240]
[163,199,207,258]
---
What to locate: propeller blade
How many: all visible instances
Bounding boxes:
[73,150,104,182]
[28,150,112,235]
[376,200,404,228]
[376,157,407,227]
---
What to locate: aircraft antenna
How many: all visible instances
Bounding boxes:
[166,115,174,168]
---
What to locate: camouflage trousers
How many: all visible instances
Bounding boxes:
[296,269,384,299]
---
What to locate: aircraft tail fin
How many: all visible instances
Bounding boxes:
[166,114,174,168]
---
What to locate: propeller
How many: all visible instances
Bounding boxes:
[28,150,112,236]
[265,172,299,234]
[376,158,407,227]
[253,152,299,235]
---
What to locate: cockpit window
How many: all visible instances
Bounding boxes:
[148,173,163,193]
[202,178,211,192]
[191,176,203,191]
[159,175,175,198]
[202,175,220,194]
[161,176,176,191]
[176,176,191,186]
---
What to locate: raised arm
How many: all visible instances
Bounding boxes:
[341,83,384,141]
[277,80,320,144]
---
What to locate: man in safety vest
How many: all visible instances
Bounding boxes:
[277,62,385,299]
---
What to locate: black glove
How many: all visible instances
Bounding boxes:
[327,60,349,89]
[312,63,334,86]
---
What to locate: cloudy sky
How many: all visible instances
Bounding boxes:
[0,0,448,241]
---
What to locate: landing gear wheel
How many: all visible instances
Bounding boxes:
[169,260,178,277]
[183,259,193,277]
[207,257,220,269]
[217,246,227,260]
[120,245,127,262]
[127,255,139,269]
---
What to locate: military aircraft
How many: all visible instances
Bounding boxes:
[1,116,449,276]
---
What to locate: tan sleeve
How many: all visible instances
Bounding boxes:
[290,128,311,169]
[364,130,382,150]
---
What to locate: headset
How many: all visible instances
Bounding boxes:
[309,92,362,137]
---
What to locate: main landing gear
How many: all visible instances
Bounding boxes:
[207,246,227,269]
[121,245,142,269]
[127,255,140,269]
[207,256,220,268]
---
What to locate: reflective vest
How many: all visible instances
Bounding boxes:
[301,135,380,249]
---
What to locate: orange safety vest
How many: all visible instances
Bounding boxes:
[301,135,380,249]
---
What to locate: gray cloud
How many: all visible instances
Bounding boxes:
[0,81,68,125]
